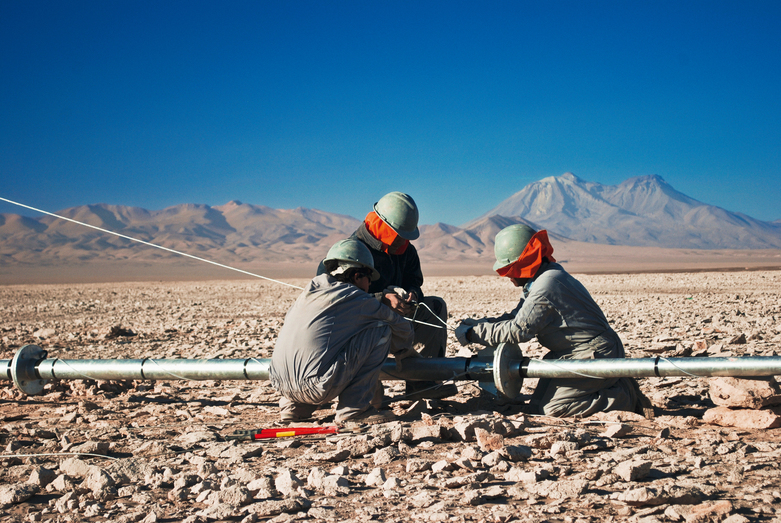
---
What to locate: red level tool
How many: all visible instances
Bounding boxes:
[226,426,339,441]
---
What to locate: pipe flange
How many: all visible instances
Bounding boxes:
[473,346,498,397]
[11,344,48,395]
[493,343,524,400]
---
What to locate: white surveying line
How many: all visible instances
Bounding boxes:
[0,196,448,331]
[0,196,305,290]
[404,317,445,329]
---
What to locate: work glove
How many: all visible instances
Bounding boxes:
[382,289,414,317]
[385,286,409,301]
[393,347,421,372]
[455,323,472,346]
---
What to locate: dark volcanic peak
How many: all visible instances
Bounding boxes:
[466,173,781,249]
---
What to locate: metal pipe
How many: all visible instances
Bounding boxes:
[379,356,493,382]
[36,357,272,381]
[5,344,781,398]
[3,354,471,383]
[524,355,781,379]
[42,356,489,382]
[2,345,483,395]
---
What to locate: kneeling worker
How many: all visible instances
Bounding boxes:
[270,239,416,423]
[455,224,653,418]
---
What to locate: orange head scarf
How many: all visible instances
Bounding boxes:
[495,230,556,279]
[364,211,410,255]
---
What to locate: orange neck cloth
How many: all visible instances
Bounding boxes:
[365,211,409,255]
[495,230,556,279]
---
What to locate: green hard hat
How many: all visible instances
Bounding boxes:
[322,239,380,281]
[374,192,420,240]
[493,224,537,272]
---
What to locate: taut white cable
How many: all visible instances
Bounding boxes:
[0,196,304,290]
[413,301,452,330]
[1,196,442,329]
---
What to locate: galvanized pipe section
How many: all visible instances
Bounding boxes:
[1,346,477,389]
[38,357,491,382]
[5,344,781,398]
[6,354,781,384]
[35,357,272,381]
[523,355,781,379]
[16,356,475,383]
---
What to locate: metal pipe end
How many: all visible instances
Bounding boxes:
[493,343,525,400]
[11,345,48,395]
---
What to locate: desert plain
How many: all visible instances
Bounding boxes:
[3,269,781,522]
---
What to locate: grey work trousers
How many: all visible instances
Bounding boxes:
[527,333,638,418]
[529,373,638,418]
[278,323,392,422]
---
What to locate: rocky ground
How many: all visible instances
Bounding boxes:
[2,271,781,523]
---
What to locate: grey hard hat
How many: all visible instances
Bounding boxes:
[322,239,380,281]
[373,192,420,240]
[493,224,537,272]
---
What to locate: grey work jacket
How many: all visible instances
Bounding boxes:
[269,273,414,395]
[471,262,622,359]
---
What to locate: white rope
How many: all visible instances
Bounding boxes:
[56,359,104,381]
[145,358,196,381]
[404,316,445,329]
[411,301,451,330]
[0,196,304,290]
[530,359,606,380]
[657,356,705,378]
[537,356,710,380]
[1,196,450,330]
[52,358,193,382]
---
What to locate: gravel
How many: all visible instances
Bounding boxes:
[2,271,781,521]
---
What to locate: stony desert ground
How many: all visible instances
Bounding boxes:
[3,271,781,522]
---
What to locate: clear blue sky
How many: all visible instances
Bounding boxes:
[2,1,780,226]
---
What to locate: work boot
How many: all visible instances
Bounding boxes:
[405,381,458,401]
[370,381,387,409]
[279,399,318,422]
[338,407,396,427]
[629,378,655,419]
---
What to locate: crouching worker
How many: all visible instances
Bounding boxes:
[350,191,456,401]
[269,239,416,424]
[455,224,653,419]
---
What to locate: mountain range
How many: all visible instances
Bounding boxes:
[466,173,781,249]
[2,174,781,279]
[0,201,359,266]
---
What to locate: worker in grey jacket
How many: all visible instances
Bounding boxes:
[270,239,416,423]
[455,224,652,418]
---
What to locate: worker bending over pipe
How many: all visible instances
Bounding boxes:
[456,224,654,418]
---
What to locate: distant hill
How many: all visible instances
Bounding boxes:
[0,201,361,266]
[465,173,781,249]
[3,174,781,282]
[0,203,568,268]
